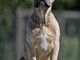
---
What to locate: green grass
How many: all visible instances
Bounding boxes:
[0,42,15,60]
[59,36,79,60]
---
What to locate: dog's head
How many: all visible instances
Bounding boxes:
[34,0,55,7]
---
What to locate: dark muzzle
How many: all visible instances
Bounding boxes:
[34,0,51,7]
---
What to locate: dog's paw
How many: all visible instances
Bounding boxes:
[20,56,25,60]
[33,57,37,60]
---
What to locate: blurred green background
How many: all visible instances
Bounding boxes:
[0,0,80,60]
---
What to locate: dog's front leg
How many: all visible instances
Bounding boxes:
[50,40,60,60]
[32,48,37,60]
[32,57,36,60]
[50,19,60,60]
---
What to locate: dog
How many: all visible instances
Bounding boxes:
[25,0,60,60]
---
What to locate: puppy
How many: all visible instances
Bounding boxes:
[25,0,60,60]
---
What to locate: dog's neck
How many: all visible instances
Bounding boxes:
[33,6,51,27]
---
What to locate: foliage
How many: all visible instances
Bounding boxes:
[0,0,33,42]
[0,0,33,8]
[53,0,79,10]
[59,36,79,60]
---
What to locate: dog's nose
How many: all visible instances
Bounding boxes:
[34,0,40,7]
[40,0,45,6]
[44,0,51,7]
[34,0,51,7]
